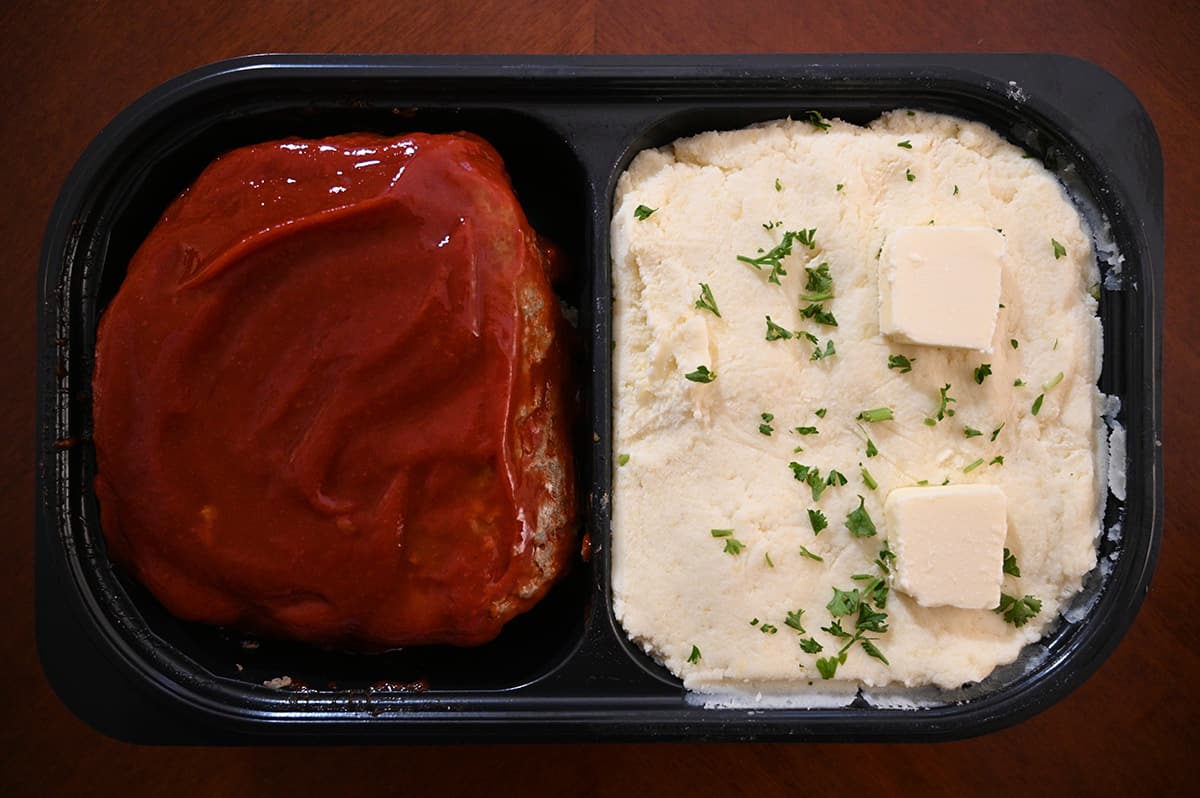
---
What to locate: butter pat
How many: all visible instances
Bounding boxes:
[885,484,1008,610]
[879,226,1005,351]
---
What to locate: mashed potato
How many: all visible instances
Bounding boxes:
[610,111,1102,692]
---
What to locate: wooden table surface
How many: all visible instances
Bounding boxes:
[2,0,1194,794]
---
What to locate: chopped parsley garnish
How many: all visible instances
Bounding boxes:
[995,593,1042,627]
[836,183,844,192]
[874,542,896,575]
[1032,394,1045,415]
[827,588,861,617]
[990,422,1005,441]
[807,509,829,535]
[974,363,992,384]
[633,204,657,220]
[763,219,782,230]
[816,656,841,679]
[765,552,775,567]
[799,302,838,326]
[897,139,913,149]
[796,228,818,249]
[953,184,960,195]
[685,365,716,383]
[617,453,630,466]
[798,330,819,345]
[810,339,836,361]
[1002,548,1021,577]
[799,545,824,562]
[791,463,830,501]
[1052,238,1067,259]
[905,168,916,182]
[1010,338,1019,349]
[737,229,809,284]
[775,177,783,191]
[765,315,794,341]
[710,528,734,537]
[794,426,819,436]
[846,495,877,537]
[687,645,701,663]
[963,458,984,474]
[694,283,720,317]
[760,412,775,436]
[722,538,746,556]
[861,466,878,490]
[990,455,1005,466]
[803,110,831,130]
[859,638,889,665]
[964,426,983,438]
[801,262,834,301]
[1089,283,1101,300]
[857,407,894,423]
[1014,378,1026,387]
[815,408,827,418]
[926,383,956,424]
[800,638,824,654]
[865,436,878,458]
[887,354,915,373]
[1043,371,1064,391]
[826,469,847,487]
[784,609,806,633]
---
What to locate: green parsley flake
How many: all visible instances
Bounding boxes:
[1014,378,1026,387]
[687,645,701,663]
[1043,371,1064,391]
[784,609,806,633]
[1003,548,1021,577]
[826,469,848,487]
[694,283,720,317]
[815,408,827,418]
[1032,394,1045,415]
[799,545,824,562]
[799,302,838,326]
[865,436,878,458]
[685,365,716,383]
[953,184,960,195]
[800,638,824,654]
[897,140,913,149]
[827,587,861,617]
[816,657,840,679]
[905,168,916,182]
[807,509,829,535]
[836,183,844,191]
[801,262,834,301]
[857,407,894,423]
[617,453,630,467]
[1010,338,1019,349]
[974,363,992,384]
[759,412,775,436]
[737,229,811,284]
[1052,238,1067,259]
[964,427,983,438]
[990,455,1005,466]
[846,495,877,537]
[765,315,794,341]
[633,204,657,220]
[722,538,746,556]
[861,466,878,490]
[794,426,819,436]
[775,177,782,192]
[962,458,984,473]
[888,354,915,373]
[990,422,1005,441]
[760,623,779,634]
[803,110,831,130]
[996,593,1042,627]
[765,552,775,568]
[810,339,836,361]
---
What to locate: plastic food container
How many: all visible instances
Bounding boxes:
[36,54,1163,743]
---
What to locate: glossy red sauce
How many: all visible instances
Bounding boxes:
[92,133,575,648]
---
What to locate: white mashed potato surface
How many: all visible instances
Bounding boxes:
[610,111,1102,693]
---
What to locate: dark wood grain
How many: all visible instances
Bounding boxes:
[1,0,1195,794]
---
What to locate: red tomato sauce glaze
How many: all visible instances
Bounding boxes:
[92,133,577,648]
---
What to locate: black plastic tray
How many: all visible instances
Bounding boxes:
[36,54,1163,744]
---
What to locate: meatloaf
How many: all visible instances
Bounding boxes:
[92,132,576,649]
